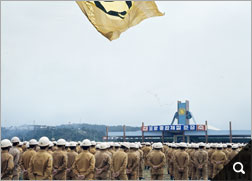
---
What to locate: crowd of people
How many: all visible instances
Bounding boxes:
[1,136,245,180]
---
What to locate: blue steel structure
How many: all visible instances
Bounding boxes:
[171,100,196,125]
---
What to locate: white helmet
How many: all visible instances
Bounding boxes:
[179,142,187,148]
[222,144,227,148]
[129,143,136,148]
[57,139,66,146]
[217,144,222,148]
[212,143,217,148]
[232,144,238,149]
[91,141,96,146]
[65,142,70,147]
[38,136,50,147]
[206,144,210,149]
[171,143,177,148]
[193,143,199,148]
[199,142,205,147]
[96,144,101,149]
[114,143,120,147]
[153,142,163,149]
[69,141,77,147]
[1,139,12,148]
[49,141,54,147]
[29,139,38,146]
[100,143,107,150]
[145,142,151,146]
[19,142,23,146]
[121,142,130,149]
[11,137,20,143]
[26,143,30,148]
[227,143,232,147]
[81,139,91,147]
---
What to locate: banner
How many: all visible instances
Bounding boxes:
[76,1,164,40]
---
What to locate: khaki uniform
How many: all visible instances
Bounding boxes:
[147,149,166,180]
[67,150,78,180]
[95,150,111,180]
[77,146,82,154]
[211,150,227,178]
[142,146,152,168]
[111,149,128,180]
[163,146,169,175]
[106,150,113,179]
[207,148,215,179]
[109,148,115,155]
[22,144,27,152]
[127,150,139,180]
[194,149,208,180]
[72,150,95,180]
[222,149,229,165]
[227,149,238,162]
[48,150,53,155]
[9,146,21,180]
[20,148,37,180]
[189,149,197,180]
[173,149,189,180]
[1,150,14,180]
[90,147,96,155]
[52,149,67,180]
[28,150,53,180]
[18,147,23,154]
[167,148,175,178]
[52,146,58,152]
[136,149,144,178]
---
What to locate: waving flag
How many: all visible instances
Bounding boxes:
[76,1,164,40]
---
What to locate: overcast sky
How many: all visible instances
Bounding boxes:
[1,1,251,130]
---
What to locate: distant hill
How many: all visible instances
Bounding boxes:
[1,123,141,141]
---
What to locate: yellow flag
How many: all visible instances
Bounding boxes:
[76,1,164,40]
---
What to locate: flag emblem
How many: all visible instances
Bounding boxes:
[76,1,164,40]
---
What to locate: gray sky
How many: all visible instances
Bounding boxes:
[1,1,251,130]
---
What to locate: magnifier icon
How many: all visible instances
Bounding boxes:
[233,162,245,174]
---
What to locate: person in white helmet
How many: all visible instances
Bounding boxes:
[227,144,239,180]
[142,142,152,170]
[111,142,129,180]
[127,143,139,180]
[94,143,111,180]
[28,136,53,180]
[66,142,78,180]
[114,143,120,152]
[72,139,95,180]
[168,143,177,180]
[147,142,166,180]
[52,139,68,180]
[47,141,54,155]
[135,143,144,180]
[20,139,38,180]
[173,142,190,180]
[90,141,97,155]
[227,144,239,162]
[1,139,14,180]
[207,143,216,179]
[9,136,21,180]
[194,142,208,180]
[211,144,227,178]
[189,143,199,180]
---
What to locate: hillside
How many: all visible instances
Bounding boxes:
[1,123,141,141]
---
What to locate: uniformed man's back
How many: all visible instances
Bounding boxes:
[95,143,111,180]
[28,137,53,181]
[72,139,95,180]
[1,139,14,180]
